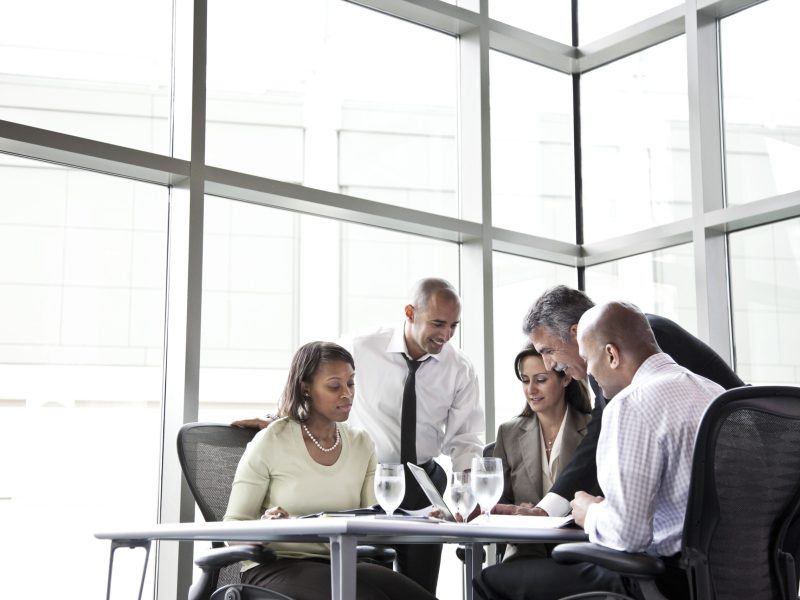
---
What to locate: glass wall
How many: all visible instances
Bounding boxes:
[0,0,172,152]
[0,157,167,598]
[206,0,458,215]
[581,36,690,243]
[490,51,575,241]
[730,218,800,384]
[720,0,800,206]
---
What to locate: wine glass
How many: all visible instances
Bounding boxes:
[470,457,503,521]
[374,463,405,517]
[450,471,477,522]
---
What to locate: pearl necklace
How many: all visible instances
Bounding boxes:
[302,423,341,453]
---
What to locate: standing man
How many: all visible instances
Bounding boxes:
[235,277,484,593]
[340,277,485,593]
[474,302,724,600]
[493,285,743,519]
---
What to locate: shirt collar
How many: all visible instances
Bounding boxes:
[631,352,675,383]
[386,322,441,362]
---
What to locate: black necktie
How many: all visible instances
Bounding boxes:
[400,354,427,466]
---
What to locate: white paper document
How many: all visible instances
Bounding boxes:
[469,514,575,528]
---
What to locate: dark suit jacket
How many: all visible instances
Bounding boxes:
[549,313,746,501]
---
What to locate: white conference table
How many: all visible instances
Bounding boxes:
[96,515,588,600]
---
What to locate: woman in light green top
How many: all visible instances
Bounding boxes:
[224,341,436,600]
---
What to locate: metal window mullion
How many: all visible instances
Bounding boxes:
[686,1,734,365]
[155,0,206,597]
[457,0,494,443]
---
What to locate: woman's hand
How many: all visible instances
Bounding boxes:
[261,506,289,520]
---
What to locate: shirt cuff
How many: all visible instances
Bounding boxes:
[537,492,571,517]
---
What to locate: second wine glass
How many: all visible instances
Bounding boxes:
[470,457,503,520]
[374,463,405,517]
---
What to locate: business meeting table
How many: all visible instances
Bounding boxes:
[96,514,588,600]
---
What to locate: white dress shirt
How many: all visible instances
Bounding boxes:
[583,353,723,556]
[340,324,484,472]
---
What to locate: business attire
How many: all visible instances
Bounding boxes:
[537,313,745,518]
[473,354,724,600]
[494,406,591,560]
[224,418,436,600]
[340,324,485,593]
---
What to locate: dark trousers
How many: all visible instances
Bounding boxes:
[394,459,447,595]
[473,557,634,600]
[241,557,436,600]
[473,554,688,600]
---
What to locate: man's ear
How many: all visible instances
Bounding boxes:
[605,343,621,369]
[404,304,415,321]
[569,323,579,342]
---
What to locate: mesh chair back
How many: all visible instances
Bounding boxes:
[177,423,258,589]
[683,386,800,600]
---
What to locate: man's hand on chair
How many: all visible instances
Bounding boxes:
[231,417,271,430]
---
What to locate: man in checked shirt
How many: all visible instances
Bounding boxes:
[473,301,724,600]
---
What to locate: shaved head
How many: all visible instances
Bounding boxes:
[577,302,660,399]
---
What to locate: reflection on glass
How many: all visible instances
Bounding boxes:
[206,0,458,216]
[0,156,166,598]
[490,51,575,241]
[198,196,459,423]
[0,0,171,152]
[729,219,800,384]
[489,1,571,44]
[721,0,800,205]
[584,244,696,334]
[492,252,576,427]
[581,37,690,242]
[579,0,681,44]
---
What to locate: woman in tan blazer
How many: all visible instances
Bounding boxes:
[493,343,592,561]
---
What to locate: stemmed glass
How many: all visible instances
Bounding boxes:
[470,457,504,521]
[374,463,405,517]
[450,471,477,522]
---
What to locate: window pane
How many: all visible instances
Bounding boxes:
[0,155,167,597]
[206,1,458,216]
[489,1,572,44]
[721,0,800,205]
[492,252,576,431]
[730,219,800,384]
[198,197,460,423]
[579,1,682,44]
[0,0,171,152]
[581,37,690,242]
[584,244,696,334]
[490,52,575,241]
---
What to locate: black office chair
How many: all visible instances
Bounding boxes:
[177,422,395,600]
[551,385,800,600]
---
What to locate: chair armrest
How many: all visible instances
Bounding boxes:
[552,542,665,579]
[195,544,276,569]
[356,545,396,564]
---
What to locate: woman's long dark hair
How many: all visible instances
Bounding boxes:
[277,341,355,422]
[513,343,591,418]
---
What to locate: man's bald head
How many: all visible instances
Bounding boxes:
[577,302,661,399]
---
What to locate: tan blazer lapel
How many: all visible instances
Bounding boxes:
[520,416,545,501]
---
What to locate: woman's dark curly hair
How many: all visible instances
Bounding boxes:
[513,342,591,418]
